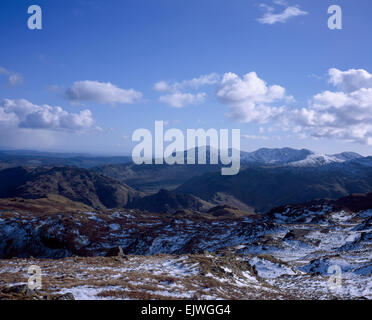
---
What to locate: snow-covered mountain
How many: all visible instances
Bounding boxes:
[290,152,363,167]
[289,154,344,167]
[239,147,364,167]
[240,147,312,164]
[332,152,364,161]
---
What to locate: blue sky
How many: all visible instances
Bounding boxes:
[1,0,372,155]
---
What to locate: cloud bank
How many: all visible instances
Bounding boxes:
[218,68,372,145]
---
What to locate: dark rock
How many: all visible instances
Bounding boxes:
[2,284,34,296]
[283,229,311,240]
[53,292,75,300]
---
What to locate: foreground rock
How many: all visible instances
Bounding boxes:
[0,284,75,300]
[0,253,370,300]
[0,194,371,300]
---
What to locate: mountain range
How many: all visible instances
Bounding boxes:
[175,158,372,212]
[0,147,372,214]
[239,147,364,166]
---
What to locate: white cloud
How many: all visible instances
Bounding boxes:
[153,68,372,146]
[159,92,206,108]
[153,81,170,92]
[217,72,287,103]
[154,73,219,92]
[328,68,372,92]
[0,99,95,132]
[288,68,372,145]
[178,73,220,90]
[217,72,291,123]
[228,103,285,123]
[155,73,217,108]
[65,80,142,105]
[218,68,372,145]
[0,66,23,87]
[258,2,307,25]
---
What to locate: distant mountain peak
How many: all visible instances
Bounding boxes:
[331,152,363,161]
[289,151,363,167]
[240,147,313,165]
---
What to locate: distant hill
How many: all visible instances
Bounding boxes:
[0,166,142,209]
[176,162,372,213]
[93,162,222,193]
[0,166,215,214]
[0,150,131,170]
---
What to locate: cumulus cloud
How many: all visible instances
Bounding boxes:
[328,68,372,92]
[290,68,372,145]
[0,99,95,132]
[159,92,206,108]
[217,72,287,103]
[258,1,307,25]
[65,80,142,105]
[217,72,291,123]
[0,66,23,87]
